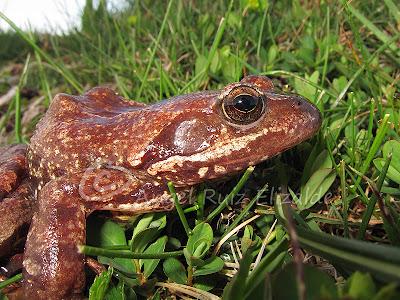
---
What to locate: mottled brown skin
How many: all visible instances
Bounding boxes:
[0,145,34,258]
[0,76,321,299]
[0,144,28,199]
[0,180,34,258]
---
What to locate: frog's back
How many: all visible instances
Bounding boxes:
[27,87,151,184]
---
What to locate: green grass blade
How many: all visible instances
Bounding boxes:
[79,245,183,259]
[357,154,392,240]
[365,99,375,153]
[0,273,22,289]
[196,184,206,221]
[354,114,390,189]
[256,2,269,57]
[135,0,174,100]
[222,182,268,238]
[340,160,349,237]
[384,0,400,23]
[297,227,400,282]
[15,54,30,143]
[180,0,233,92]
[244,236,288,297]
[205,166,254,223]
[333,33,400,107]
[168,182,192,237]
[321,5,331,86]
[347,4,398,54]
[34,51,52,107]
[14,86,22,143]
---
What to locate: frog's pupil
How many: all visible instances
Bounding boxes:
[233,94,258,112]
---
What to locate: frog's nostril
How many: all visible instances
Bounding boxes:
[297,100,302,106]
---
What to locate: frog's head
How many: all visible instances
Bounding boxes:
[131,75,321,186]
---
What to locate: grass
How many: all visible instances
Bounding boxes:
[0,0,400,299]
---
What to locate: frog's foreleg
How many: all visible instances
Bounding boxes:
[21,167,186,299]
[22,176,86,300]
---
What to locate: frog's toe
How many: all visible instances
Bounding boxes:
[0,144,28,201]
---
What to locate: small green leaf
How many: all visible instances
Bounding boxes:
[195,55,208,77]
[89,267,113,300]
[192,242,207,258]
[190,256,206,267]
[356,129,368,148]
[183,248,192,266]
[97,256,136,276]
[104,280,125,300]
[87,218,135,277]
[186,223,213,260]
[132,214,154,240]
[163,257,188,284]
[332,76,348,93]
[131,227,160,253]
[241,225,254,254]
[210,50,220,73]
[374,140,400,184]
[301,144,321,185]
[296,36,316,66]
[373,158,400,185]
[131,214,166,253]
[194,276,216,291]
[309,150,332,177]
[345,272,376,300]
[242,0,267,11]
[299,169,336,210]
[142,236,168,278]
[383,140,400,166]
[222,55,241,82]
[87,218,126,247]
[294,71,319,102]
[297,226,400,282]
[345,123,360,144]
[267,44,278,65]
[193,256,224,276]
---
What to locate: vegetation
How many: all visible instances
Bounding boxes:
[0,0,399,299]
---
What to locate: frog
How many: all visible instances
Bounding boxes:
[0,75,321,299]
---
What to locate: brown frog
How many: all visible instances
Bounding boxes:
[0,75,321,299]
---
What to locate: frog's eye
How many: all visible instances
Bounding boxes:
[222,86,265,125]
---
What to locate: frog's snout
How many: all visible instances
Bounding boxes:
[293,95,322,134]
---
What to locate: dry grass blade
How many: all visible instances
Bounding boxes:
[156,282,220,300]
[253,219,277,269]
[213,214,260,255]
[0,86,17,107]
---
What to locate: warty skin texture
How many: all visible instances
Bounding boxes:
[0,75,321,299]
